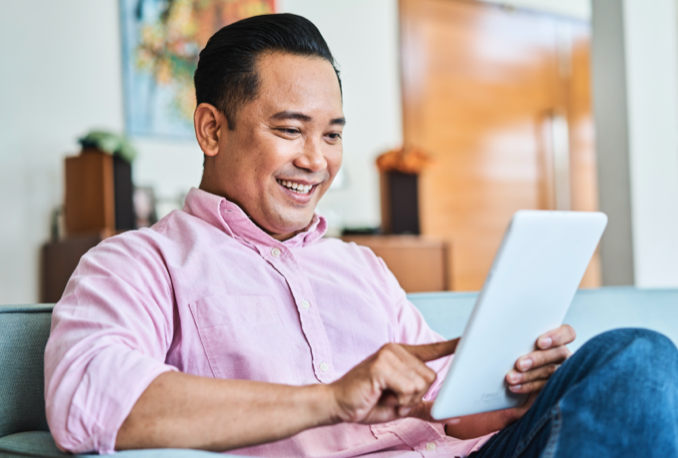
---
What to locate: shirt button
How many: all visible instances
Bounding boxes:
[271,247,281,258]
[300,300,310,310]
[425,442,436,451]
[319,362,329,372]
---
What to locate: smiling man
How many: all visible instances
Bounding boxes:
[44,13,678,458]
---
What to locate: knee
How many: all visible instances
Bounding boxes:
[585,328,678,368]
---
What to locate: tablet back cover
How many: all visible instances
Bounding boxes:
[431,211,607,419]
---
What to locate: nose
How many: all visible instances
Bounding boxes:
[294,136,327,173]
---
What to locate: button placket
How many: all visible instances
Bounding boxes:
[299,292,334,382]
[268,248,335,383]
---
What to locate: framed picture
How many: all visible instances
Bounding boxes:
[120,0,276,138]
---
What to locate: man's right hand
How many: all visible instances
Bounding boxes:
[327,339,459,424]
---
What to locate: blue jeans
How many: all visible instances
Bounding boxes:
[470,328,678,457]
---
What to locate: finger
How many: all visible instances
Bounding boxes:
[508,378,547,394]
[366,400,436,424]
[366,404,402,424]
[379,390,399,407]
[516,345,571,372]
[402,400,437,422]
[506,364,558,385]
[387,344,438,386]
[401,338,460,362]
[536,324,576,349]
[373,350,432,408]
[374,344,437,393]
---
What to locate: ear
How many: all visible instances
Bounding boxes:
[194,103,227,158]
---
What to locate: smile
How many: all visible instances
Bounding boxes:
[277,179,315,195]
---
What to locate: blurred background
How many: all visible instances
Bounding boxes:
[1,0,677,304]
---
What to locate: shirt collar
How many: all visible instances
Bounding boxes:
[182,187,327,248]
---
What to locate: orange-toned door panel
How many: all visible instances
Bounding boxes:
[400,0,599,290]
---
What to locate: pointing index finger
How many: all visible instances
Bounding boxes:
[402,338,460,362]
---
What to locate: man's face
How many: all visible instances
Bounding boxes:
[203,52,344,240]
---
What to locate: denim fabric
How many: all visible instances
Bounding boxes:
[471,328,678,457]
[0,305,53,438]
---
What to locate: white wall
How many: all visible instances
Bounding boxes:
[590,0,636,286]
[623,0,678,287]
[592,0,678,288]
[0,0,125,304]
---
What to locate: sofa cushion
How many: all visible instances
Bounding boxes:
[0,431,66,458]
[0,305,53,438]
[0,431,245,457]
[408,287,678,352]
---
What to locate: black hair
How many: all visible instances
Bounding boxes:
[194,13,341,130]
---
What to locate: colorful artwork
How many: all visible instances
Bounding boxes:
[120,0,276,138]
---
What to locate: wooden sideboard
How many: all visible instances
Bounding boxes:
[341,235,450,293]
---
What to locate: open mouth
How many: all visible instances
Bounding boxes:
[277,179,315,195]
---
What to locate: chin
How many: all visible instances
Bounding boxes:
[273,215,316,235]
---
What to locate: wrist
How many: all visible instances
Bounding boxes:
[302,383,342,427]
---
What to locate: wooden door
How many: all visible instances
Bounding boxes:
[400,0,600,291]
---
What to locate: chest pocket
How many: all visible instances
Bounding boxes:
[189,295,297,384]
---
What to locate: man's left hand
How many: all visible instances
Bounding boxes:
[502,324,576,420]
[444,324,576,440]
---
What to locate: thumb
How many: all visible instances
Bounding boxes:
[401,338,459,362]
[403,400,436,421]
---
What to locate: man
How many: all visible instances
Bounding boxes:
[45,13,678,458]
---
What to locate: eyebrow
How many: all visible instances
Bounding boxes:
[270,110,346,126]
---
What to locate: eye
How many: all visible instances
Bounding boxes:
[277,128,301,136]
[326,132,342,141]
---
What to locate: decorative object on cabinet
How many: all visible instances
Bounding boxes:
[376,146,432,235]
[42,130,140,302]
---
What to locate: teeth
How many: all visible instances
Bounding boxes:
[278,179,313,194]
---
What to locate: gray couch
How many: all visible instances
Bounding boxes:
[2,287,677,457]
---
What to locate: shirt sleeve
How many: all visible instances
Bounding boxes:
[44,230,178,454]
[375,257,454,401]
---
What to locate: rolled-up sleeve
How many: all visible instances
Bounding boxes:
[44,231,178,454]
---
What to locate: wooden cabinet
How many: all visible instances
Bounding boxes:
[41,234,103,303]
[65,150,116,235]
[400,0,600,290]
[342,235,449,292]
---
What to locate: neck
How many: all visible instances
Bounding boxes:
[198,181,307,242]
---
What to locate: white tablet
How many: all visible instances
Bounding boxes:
[430,210,607,420]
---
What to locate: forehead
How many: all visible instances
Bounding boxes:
[252,52,343,118]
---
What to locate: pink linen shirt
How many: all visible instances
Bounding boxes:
[45,187,492,457]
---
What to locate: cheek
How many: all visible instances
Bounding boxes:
[326,147,343,176]
[245,140,292,185]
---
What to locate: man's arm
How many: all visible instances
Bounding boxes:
[116,339,459,451]
[116,373,331,451]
